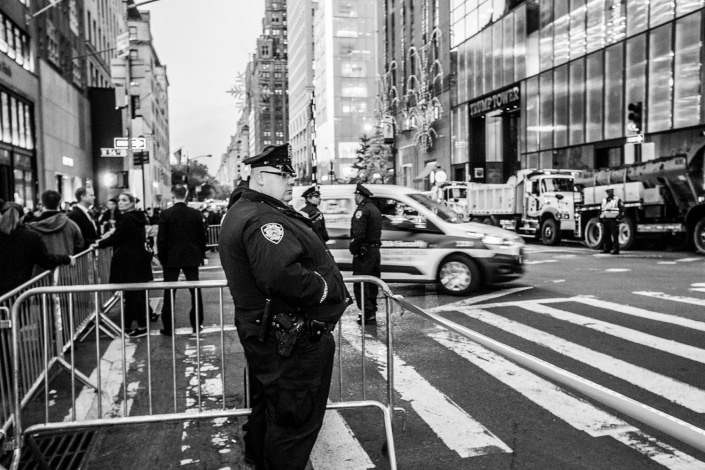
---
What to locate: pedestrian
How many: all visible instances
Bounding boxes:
[92,192,154,338]
[0,202,73,296]
[99,198,119,235]
[68,186,99,253]
[157,184,207,336]
[600,187,625,255]
[300,186,329,243]
[350,183,382,325]
[26,190,84,257]
[218,144,351,470]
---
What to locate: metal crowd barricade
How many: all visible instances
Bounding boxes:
[206,224,220,249]
[5,278,400,469]
[0,247,115,465]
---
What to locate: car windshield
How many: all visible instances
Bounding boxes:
[408,193,464,224]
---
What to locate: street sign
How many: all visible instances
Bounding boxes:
[626,134,644,144]
[114,137,146,150]
[100,148,127,157]
[116,32,130,58]
[133,150,150,166]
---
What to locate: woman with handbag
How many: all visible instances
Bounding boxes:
[93,192,154,337]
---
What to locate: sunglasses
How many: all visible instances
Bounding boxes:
[261,170,295,180]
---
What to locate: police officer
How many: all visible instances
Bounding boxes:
[599,187,625,255]
[350,183,382,325]
[218,144,350,470]
[300,186,329,243]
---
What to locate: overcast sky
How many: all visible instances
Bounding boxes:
[146,0,265,175]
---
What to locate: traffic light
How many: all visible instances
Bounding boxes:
[627,101,643,134]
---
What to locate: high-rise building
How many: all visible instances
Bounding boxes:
[287,0,317,181]
[0,0,38,206]
[451,1,705,184]
[84,0,125,88]
[312,0,379,183]
[246,0,289,158]
[379,0,451,189]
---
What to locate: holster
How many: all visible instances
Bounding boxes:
[307,319,335,343]
[273,313,305,358]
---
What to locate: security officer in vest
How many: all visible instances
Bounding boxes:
[350,183,382,325]
[300,186,329,243]
[599,187,625,255]
[218,143,351,470]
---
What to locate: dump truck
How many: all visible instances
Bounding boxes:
[438,169,579,246]
[573,152,705,252]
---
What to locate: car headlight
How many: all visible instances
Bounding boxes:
[465,231,485,240]
[482,235,506,245]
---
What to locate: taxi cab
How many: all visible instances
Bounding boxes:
[292,184,525,295]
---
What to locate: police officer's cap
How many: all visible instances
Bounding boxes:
[605,188,615,193]
[243,144,295,175]
[354,183,373,198]
[302,186,320,199]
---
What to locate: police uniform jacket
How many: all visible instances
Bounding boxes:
[350,197,382,255]
[301,202,329,242]
[219,189,349,329]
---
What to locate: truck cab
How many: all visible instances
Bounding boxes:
[518,171,577,245]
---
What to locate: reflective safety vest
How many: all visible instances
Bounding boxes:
[600,197,621,219]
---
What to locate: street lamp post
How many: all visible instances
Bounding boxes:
[185,154,212,201]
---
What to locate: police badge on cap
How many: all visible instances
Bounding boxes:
[243,143,296,175]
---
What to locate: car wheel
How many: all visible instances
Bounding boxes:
[584,216,604,250]
[694,217,705,254]
[540,218,561,246]
[437,255,480,296]
[618,216,636,250]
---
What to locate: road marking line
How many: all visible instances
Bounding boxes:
[523,260,558,264]
[634,291,705,308]
[572,296,705,332]
[64,339,138,421]
[310,407,375,469]
[452,307,705,412]
[427,329,705,469]
[519,301,705,365]
[441,286,533,309]
[676,257,703,263]
[341,320,512,458]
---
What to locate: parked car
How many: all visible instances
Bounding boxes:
[292,184,525,295]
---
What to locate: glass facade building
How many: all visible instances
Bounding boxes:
[451,0,705,184]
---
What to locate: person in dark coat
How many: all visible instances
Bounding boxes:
[219,144,350,470]
[68,186,99,253]
[99,198,119,235]
[0,202,73,296]
[157,184,207,336]
[300,186,329,243]
[93,192,153,338]
[350,183,382,325]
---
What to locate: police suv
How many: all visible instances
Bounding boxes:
[292,184,525,295]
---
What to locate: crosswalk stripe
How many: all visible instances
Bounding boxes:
[341,320,513,458]
[518,302,705,365]
[571,296,705,332]
[453,307,705,412]
[428,329,705,469]
[634,291,705,308]
[310,408,375,469]
[64,338,138,421]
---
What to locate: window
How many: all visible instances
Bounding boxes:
[674,13,702,128]
[604,43,624,139]
[569,58,585,145]
[648,23,673,132]
[586,52,604,142]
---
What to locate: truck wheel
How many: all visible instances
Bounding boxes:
[482,217,495,226]
[618,216,636,250]
[540,218,561,246]
[584,217,604,250]
[437,255,480,296]
[694,218,705,254]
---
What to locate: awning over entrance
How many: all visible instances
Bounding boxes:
[413,161,438,182]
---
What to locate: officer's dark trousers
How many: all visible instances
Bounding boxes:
[352,247,380,318]
[601,218,620,253]
[161,266,203,332]
[238,327,335,470]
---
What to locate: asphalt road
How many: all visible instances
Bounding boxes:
[13,243,705,469]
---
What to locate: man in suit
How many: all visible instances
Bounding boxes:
[69,187,99,253]
[157,184,207,336]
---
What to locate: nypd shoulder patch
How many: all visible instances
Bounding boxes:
[355,211,363,219]
[261,223,284,244]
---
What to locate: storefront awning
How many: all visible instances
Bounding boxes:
[413,161,438,182]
